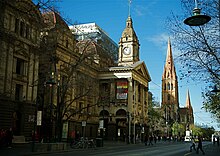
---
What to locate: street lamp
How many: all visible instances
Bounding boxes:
[45,73,56,142]
[184,0,211,26]
[211,85,220,93]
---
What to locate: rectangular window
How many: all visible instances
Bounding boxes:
[15,18,19,34]
[66,39,69,48]
[15,84,23,101]
[26,24,30,39]
[138,84,141,102]
[20,21,25,37]
[16,58,24,75]
[79,102,83,111]
[87,104,90,113]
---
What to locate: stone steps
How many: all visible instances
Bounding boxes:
[12,135,27,144]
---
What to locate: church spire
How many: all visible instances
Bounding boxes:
[186,89,191,108]
[185,89,193,115]
[166,38,173,64]
[162,38,177,79]
[161,38,179,121]
[185,89,194,125]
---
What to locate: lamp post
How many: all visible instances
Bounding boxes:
[184,0,211,26]
[46,73,56,142]
[31,96,41,152]
[211,85,220,93]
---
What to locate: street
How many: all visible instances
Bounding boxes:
[24,141,215,156]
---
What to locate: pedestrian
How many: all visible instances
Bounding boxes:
[148,135,153,146]
[6,128,13,148]
[190,138,196,152]
[196,137,205,155]
[75,131,80,141]
[217,137,219,146]
[144,135,148,146]
[213,136,216,145]
[154,135,157,144]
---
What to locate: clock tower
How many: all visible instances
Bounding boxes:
[118,16,140,66]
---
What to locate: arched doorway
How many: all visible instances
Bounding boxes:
[99,110,109,139]
[116,109,127,141]
[12,111,22,135]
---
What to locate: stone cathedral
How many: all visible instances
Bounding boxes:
[161,38,194,136]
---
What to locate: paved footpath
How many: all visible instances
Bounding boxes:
[184,144,220,156]
[0,141,219,156]
[0,141,128,156]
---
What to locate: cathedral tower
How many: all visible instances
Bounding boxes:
[161,38,179,122]
[185,90,194,125]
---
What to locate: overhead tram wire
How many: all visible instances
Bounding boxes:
[194,112,214,126]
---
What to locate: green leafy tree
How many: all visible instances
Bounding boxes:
[148,96,163,135]
[171,122,185,136]
[191,125,215,139]
[191,126,203,137]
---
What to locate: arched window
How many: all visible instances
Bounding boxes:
[167,94,170,101]
[164,83,166,90]
[171,83,173,90]
[167,72,170,78]
[167,82,170,90]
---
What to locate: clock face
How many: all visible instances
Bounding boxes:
[123,47,131,55]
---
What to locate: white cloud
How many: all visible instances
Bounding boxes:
[145,33,181,57]
[145,33,169,53]
[133,0,158,17]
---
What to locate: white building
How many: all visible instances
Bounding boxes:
[69,23,118,62]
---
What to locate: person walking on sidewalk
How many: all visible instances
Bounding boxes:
[196,137,205,155]
[6,128,13,148]
[190,138,196,152]
[148,135,153,146]
[144,135,148,146]
[217,137,219,147]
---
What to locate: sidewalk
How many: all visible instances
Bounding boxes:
[187,144,220,156]
[1,141,219,156]
[0,140,129,156]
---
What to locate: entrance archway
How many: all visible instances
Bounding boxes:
[115,109,127,141]
[99,110,109,139]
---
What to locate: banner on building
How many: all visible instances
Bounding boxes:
[116,81,128,99]
[37,111,42,126]
[62,122,69,139]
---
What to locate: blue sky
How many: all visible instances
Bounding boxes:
[50,0,219,130]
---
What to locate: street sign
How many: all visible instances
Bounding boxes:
[99,120,104,129]
[82,121,86,127]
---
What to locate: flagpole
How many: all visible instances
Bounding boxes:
[128,0,131,17]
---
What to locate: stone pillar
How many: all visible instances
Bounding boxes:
[127,78,132,144]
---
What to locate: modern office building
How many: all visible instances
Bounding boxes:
[70,23,118,63]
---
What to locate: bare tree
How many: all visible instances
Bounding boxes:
[166,0,220,124]
[36,0,116,141]
[167,0,219,83]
